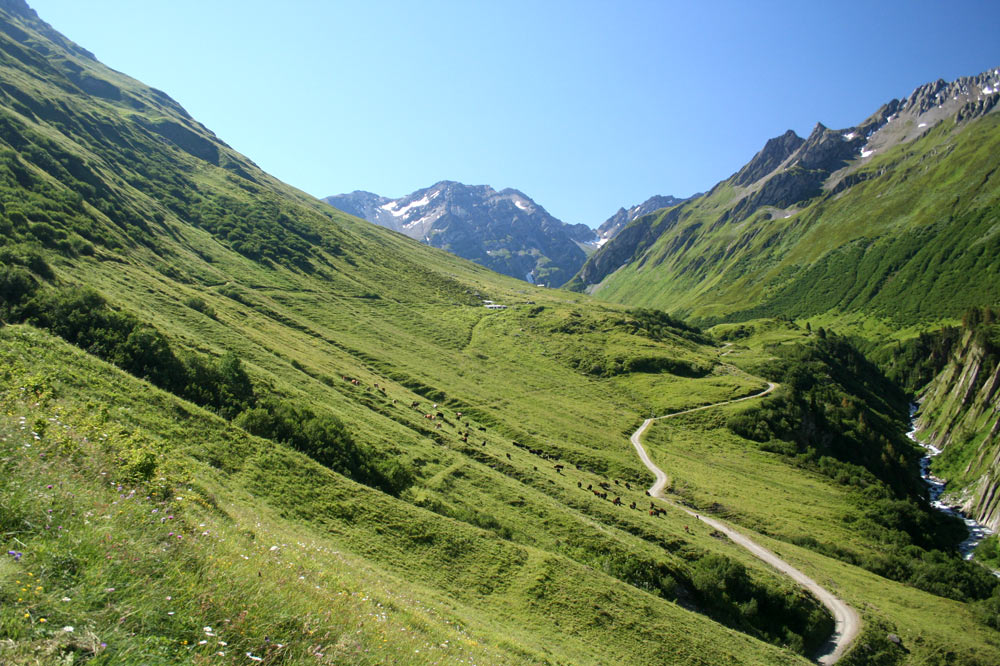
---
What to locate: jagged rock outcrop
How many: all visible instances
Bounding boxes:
[325,181,593,286]
[917,329,1000,531]
[732,130,804,187]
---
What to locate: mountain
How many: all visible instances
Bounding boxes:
[568,68,1000,328]
[1,2,999,663]
[325,181,597,286]
[596,194,691,246]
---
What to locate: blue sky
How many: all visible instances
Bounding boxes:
[26,0,1000,227]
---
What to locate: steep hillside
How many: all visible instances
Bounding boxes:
[568,68,1000,329]
[916,311,1000,531]
[324,181,595,286]
[1,2,999,663]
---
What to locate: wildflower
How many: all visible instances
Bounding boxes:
[63,626,74,632]
[247,653,263,662]
[39,618,46,623]
[6,550,22,561]
[203,627,213,633]
[61,597,71,602]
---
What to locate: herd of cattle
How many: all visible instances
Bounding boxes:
[343,375,675,520]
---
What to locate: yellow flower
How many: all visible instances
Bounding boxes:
[39,618,46,623]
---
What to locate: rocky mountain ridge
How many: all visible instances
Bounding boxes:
[595,194,689,246]
[325,181,597,286]
[568,66,1000,322]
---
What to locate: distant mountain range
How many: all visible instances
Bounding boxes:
[568,67,1000,325]
[325,183,685,287]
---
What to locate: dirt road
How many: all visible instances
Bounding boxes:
[629,382,861,664]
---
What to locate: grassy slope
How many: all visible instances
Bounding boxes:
[640,328,1000,665]
[0,5,997,664]
[582,113,1000,332]
[0,326,809,666]
[0,6,824,664]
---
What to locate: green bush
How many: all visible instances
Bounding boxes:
[235,399,412,496]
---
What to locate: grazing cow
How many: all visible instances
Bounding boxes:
[577,481,582,488]
[649,509,656,516]
[614,479,619,486]
[506,453,511,459]
[436,411,444,418]
[533,466,538,471]
[613,497,621,506]
[411,401,420,408]
[554,464,563,473]
[461,435,467,442]
[456,412,463,418]
[650,502,656,510]
[436,423,442,430]
[587,484,592,490]
[644,490,650,496]
[478,426,486,432]
[482,440,487,446]
[625,482,631,490]
[629,501,636,510]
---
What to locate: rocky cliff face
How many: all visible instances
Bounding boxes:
[325,181,593,287]
[917,328,1000,531]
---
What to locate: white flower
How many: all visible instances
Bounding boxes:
[63,626,74,632]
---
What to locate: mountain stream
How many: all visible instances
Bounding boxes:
[907,406,996,568]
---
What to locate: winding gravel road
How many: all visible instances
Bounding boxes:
[629,382,861,665]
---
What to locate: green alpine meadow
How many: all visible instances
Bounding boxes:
[0,1,999,664]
